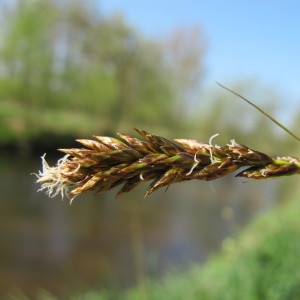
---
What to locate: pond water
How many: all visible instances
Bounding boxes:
[0,154,277,298]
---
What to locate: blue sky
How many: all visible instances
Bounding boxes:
[100,0,300,122]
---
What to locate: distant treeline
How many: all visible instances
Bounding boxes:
[0,0,298,156]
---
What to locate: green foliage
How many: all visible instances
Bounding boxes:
[11,192,300,299]
[0,0,178,147]
[118,193,300,300]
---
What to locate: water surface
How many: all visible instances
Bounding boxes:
[0,154,276,297]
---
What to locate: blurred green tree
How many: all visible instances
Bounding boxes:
[0,0,203,149]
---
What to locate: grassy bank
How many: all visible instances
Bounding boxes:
[115,191,300,300]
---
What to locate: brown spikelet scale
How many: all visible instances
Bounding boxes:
[34,129,300,202]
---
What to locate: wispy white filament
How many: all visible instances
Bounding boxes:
[34,154,78,202]
[207,133,219,163]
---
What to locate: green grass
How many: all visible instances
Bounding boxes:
[102,191,300,300]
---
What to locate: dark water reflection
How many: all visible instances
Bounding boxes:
[0,154,277,297]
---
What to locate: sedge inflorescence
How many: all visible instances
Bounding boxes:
[35,129,300,202]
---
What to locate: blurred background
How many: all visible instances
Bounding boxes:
[0,0,299,298]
